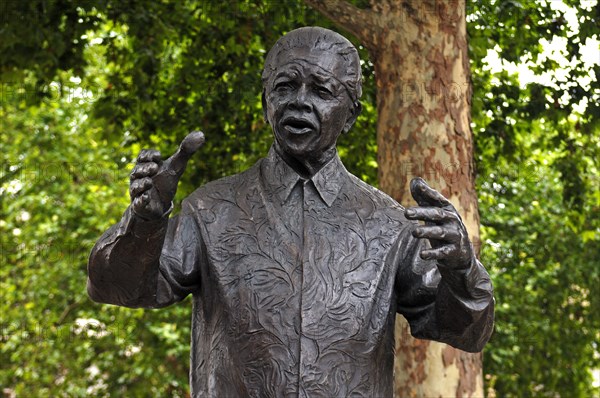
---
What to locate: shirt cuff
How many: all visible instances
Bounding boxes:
[125,202,173,239]
[437,255,483,298]
[131,201,174,221]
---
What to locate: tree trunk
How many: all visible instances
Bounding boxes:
[305,0,484,396]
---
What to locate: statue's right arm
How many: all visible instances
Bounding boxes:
[87,132,205,308]
[87,201,202,308]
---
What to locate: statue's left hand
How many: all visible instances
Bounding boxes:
[404,177,474,269]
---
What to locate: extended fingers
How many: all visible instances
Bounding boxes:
[405,207,458,223]
[413,225,461,242]
[420,244,458,261]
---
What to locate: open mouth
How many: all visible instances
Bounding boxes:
[282,117,315,135]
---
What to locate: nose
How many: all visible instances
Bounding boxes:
[288,84,312,112]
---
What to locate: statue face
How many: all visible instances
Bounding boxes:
[264,48,356,160]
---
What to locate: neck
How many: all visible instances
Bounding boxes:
[273,143,336,178]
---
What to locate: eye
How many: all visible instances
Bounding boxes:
[315,85,334,99]
[274,81,295,92]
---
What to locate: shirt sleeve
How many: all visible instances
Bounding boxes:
[87,199,203,308]
[395,223,494,352]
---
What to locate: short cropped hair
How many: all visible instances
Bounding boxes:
[262,27,363,106]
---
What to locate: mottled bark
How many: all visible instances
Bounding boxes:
[305,0,484,397]
[301,0,376,46]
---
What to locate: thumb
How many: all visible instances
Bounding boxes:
[163,131,205,177]
[410,177,450,207]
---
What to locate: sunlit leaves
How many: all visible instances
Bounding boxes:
[470,1,599,396]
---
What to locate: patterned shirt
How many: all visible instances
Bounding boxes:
[88,146,494,397]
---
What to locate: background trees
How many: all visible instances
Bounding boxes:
[1,1,598,397]
[469,1,599,395]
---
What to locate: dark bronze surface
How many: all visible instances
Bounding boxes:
[88,27,494,397]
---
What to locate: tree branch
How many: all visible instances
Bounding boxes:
[55,300,79,325]
[304,0,376,47]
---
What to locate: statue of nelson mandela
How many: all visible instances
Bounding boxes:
[88,26,494,397]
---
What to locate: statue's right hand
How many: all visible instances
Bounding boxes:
[130,131,205,220]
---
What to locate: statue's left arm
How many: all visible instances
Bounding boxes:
[396,178,494,352]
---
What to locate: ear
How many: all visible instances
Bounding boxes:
[262,90,269,124]
[343,102,362,134]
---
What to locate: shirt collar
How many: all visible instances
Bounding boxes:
[260,146,348,207]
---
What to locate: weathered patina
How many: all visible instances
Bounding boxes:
[88,27,494,397]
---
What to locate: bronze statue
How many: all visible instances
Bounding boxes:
[88,26,493,397]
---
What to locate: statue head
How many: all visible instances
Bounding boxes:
[261,27,363,161]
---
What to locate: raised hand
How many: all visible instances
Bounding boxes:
[129,131,205,220]
[404,177,474,269]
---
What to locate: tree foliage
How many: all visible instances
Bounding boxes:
[1,0,598,397]
[468,0,599,396]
